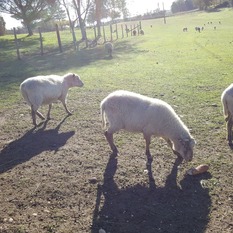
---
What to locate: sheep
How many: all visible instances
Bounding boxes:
[221,84,233,145]
[100,90,195,162]
[20,73,84,126]
[104,42,113,58]
[140,29,144,35]
[133,30,137,36]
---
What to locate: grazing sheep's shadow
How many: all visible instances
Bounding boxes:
[0,116,74,173]
[91,155,211,233]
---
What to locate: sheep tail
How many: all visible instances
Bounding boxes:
[20,83,33,107]
[100,102,107,130]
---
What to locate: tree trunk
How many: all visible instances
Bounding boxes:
[74,0,87,40]
[95,0,102,37]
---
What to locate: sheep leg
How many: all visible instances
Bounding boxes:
[36,111,45,120]
[62,101,72,115]
[227,117,233,145]
[31,107,37,126]
[104,131,118,154]
[47,104,52,119]
[144,134,152,161]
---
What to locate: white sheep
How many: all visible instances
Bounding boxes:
[221,83,233,145]
[100,90,195,162]
[20,73,84,126]
[104,42,113,58]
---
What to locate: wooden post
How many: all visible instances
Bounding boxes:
[121,24,124,38]
[13,28,20,60]
[139,21,142,30]
[163,2,166,24]
[137,24,140,35]
[103,23,106,43]
[110,24,113,41]
[126,25,128,37]
[130,25,132,36]
[94,25,97,41]
[55,24,62,52]
[70,23,77,50]
[38,27,43,55]
[115,24,118,39]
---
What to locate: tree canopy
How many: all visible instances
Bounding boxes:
[0,15,6,36]
[0,0,58,35]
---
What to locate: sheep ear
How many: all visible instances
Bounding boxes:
[73,73,75,77]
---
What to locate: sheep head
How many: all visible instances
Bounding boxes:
[65,73,84,88]
[172,138,196,162]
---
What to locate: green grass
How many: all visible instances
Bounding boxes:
[0,8,233,233]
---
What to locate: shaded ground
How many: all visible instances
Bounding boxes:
[0,97,232,233]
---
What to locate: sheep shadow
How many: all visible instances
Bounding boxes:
[91,155,211,233]
[0,116,74,173]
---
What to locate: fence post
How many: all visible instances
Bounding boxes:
[115,24,118,39]
[130,25,132,36]
[126,25,128,37]
[110,24,113,41]
[38,27,43,55]
[55,24,62,53]
[94,25,97,41]
[13,28,20,60]
[121,24,124,38]
[102,23,106,43]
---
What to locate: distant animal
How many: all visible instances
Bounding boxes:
[20,73,84,126]
[221,84,233,145]
[183,27,188,32]
[104,42,113,58]
[195,27,201,32]
[133,30,137,36]
[140,29,144,35]
[100,90,195,162]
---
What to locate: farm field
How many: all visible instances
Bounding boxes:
[0,8,233,233]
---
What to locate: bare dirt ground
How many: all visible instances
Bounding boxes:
[0,97,232,233]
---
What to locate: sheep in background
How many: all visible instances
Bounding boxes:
[20,73,84,126]
[100,90,195,162]
[221,84,233,145]
[104,42,113,58]
[140,29,144,35]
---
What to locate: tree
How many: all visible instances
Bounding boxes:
[72,0,92,40]
[193,0,214,10]
[90,0,128,37]
[0,15,6,36]
[0,0,56,35]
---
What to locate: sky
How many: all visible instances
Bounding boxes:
[2,0,174,29]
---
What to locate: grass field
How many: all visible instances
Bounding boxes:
[0,8,232,233]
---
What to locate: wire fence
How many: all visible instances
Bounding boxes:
[12,21,143,60]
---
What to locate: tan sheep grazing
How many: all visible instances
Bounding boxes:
[20,73,84,126]
[101,90,195,162]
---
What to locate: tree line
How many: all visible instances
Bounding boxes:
[0,0,128,38]
[171,0,232,13]
[0,0,232,37]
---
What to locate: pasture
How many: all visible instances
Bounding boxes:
[0,8,233,233]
